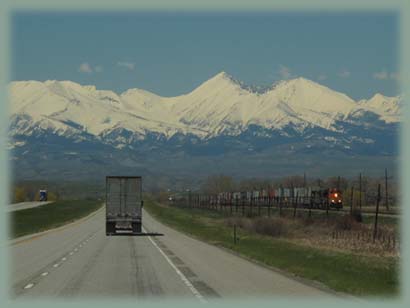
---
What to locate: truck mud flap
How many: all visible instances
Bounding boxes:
[106,231,164,236]
[106,222,116,236]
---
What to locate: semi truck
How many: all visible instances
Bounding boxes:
[106,176,143,235]
[39,190,48,201]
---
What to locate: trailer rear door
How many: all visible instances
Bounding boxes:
[106,177,142,218]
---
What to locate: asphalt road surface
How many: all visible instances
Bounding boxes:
[10,206,335,300]
[7,201,53,212]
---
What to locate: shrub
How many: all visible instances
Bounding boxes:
[225,217,251,229]
[336,214,360,231]
[351,208,363,223]
[252,217,287,237]
[245,211,259,218]
[14,187,27,203]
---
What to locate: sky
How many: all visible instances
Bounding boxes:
[12,11,399,100]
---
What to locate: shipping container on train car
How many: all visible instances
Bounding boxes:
[252,191,260,198]
[240,191,247,200]
[232,192,241,200]
[259,189,268,198]
[293,187,312,207]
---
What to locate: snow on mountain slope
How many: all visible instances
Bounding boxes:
[10,80,205,140]
[9,72,401,145]
[356,93,402,123]
[167,72,258,135]
[259,78,357,131]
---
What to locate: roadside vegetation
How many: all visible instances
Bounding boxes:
[144,199,399,297]
[10,180,105,203]
[10,200,103,238]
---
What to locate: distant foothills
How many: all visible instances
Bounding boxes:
[8,72,400,187]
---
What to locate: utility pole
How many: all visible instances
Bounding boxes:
[350,186,354,215]
[303,172,306,187]
[373,184,381,242]
[359,173,362,210]
[385,168,390,211]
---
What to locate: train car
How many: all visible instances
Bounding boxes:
[259,189,269,198]
[275,188,293,198]
[232,192,241,200]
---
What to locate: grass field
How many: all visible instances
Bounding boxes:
[10,200,103,239]
[200,204,399,226]
[145,200,399,297]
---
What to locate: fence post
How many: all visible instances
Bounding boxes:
[293,192,298,219]
[234,224,237,245]
[326,193,329,218]
[279,197,282,217]
[373,183,381,242]
[235,196,238,213]
[258,196,261,216]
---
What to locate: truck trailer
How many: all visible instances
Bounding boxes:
[106,176,143,235]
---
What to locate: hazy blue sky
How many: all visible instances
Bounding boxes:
[12,12,398,100]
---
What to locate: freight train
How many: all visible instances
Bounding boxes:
[214,186,343,210]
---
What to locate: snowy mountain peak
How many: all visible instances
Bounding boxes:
[200,71,242,87]
[213,71,232,80]
[9,74,401,145]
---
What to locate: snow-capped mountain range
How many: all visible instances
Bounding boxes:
[9,71,401,149]
[8,71,401,181]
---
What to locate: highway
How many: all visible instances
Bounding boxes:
[7,201,53,212]
[10,206,334,300]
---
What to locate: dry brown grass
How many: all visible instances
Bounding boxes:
[224,213,399,258]
[225,216,289,237]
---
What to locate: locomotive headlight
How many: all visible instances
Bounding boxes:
[331,199,335,203]
[334,193,338,197]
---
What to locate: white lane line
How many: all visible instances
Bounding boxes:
[41,272,48,277]
[53,263,59,268]
[61,257,67,261]
[74,248,78,252]
[24,283,34,289]
[142,226,206,303]
[69,252,74,255]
